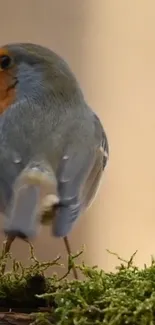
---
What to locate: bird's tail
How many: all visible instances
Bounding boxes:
[4,160,59,239]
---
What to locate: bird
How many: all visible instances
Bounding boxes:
[0,43,109,277]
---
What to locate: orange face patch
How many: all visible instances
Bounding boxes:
[0,48,10,58]
[0,48,17,115]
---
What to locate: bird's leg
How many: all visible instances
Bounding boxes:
[1,235,16,274]
[1,236,31,274]
[63,236,78,279]
[4,235,16,255]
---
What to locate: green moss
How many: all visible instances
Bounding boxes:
[0,244,155,324]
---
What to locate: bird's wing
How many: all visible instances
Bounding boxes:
[52,114,109,238]
[80,113,109,210]
[52,136,95,237]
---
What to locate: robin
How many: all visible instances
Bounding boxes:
[0,43,109,278]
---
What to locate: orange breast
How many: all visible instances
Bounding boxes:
[0,70,16,115]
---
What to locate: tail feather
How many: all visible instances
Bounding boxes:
[4,161,59,239]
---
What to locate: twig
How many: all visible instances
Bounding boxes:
[106,249,138,268]
[58,247,83,281]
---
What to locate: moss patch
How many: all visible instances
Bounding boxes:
[0,244,155,324]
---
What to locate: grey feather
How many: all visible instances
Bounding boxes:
[4,184,40,239]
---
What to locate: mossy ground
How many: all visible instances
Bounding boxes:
[0,243,155,325]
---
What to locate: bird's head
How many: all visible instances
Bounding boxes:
[0,43,83,116]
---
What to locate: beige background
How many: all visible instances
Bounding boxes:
[0,0,155,276]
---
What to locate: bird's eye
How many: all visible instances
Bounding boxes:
[0,55,12,70]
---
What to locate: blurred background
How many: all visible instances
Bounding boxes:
[1,0,155,276]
